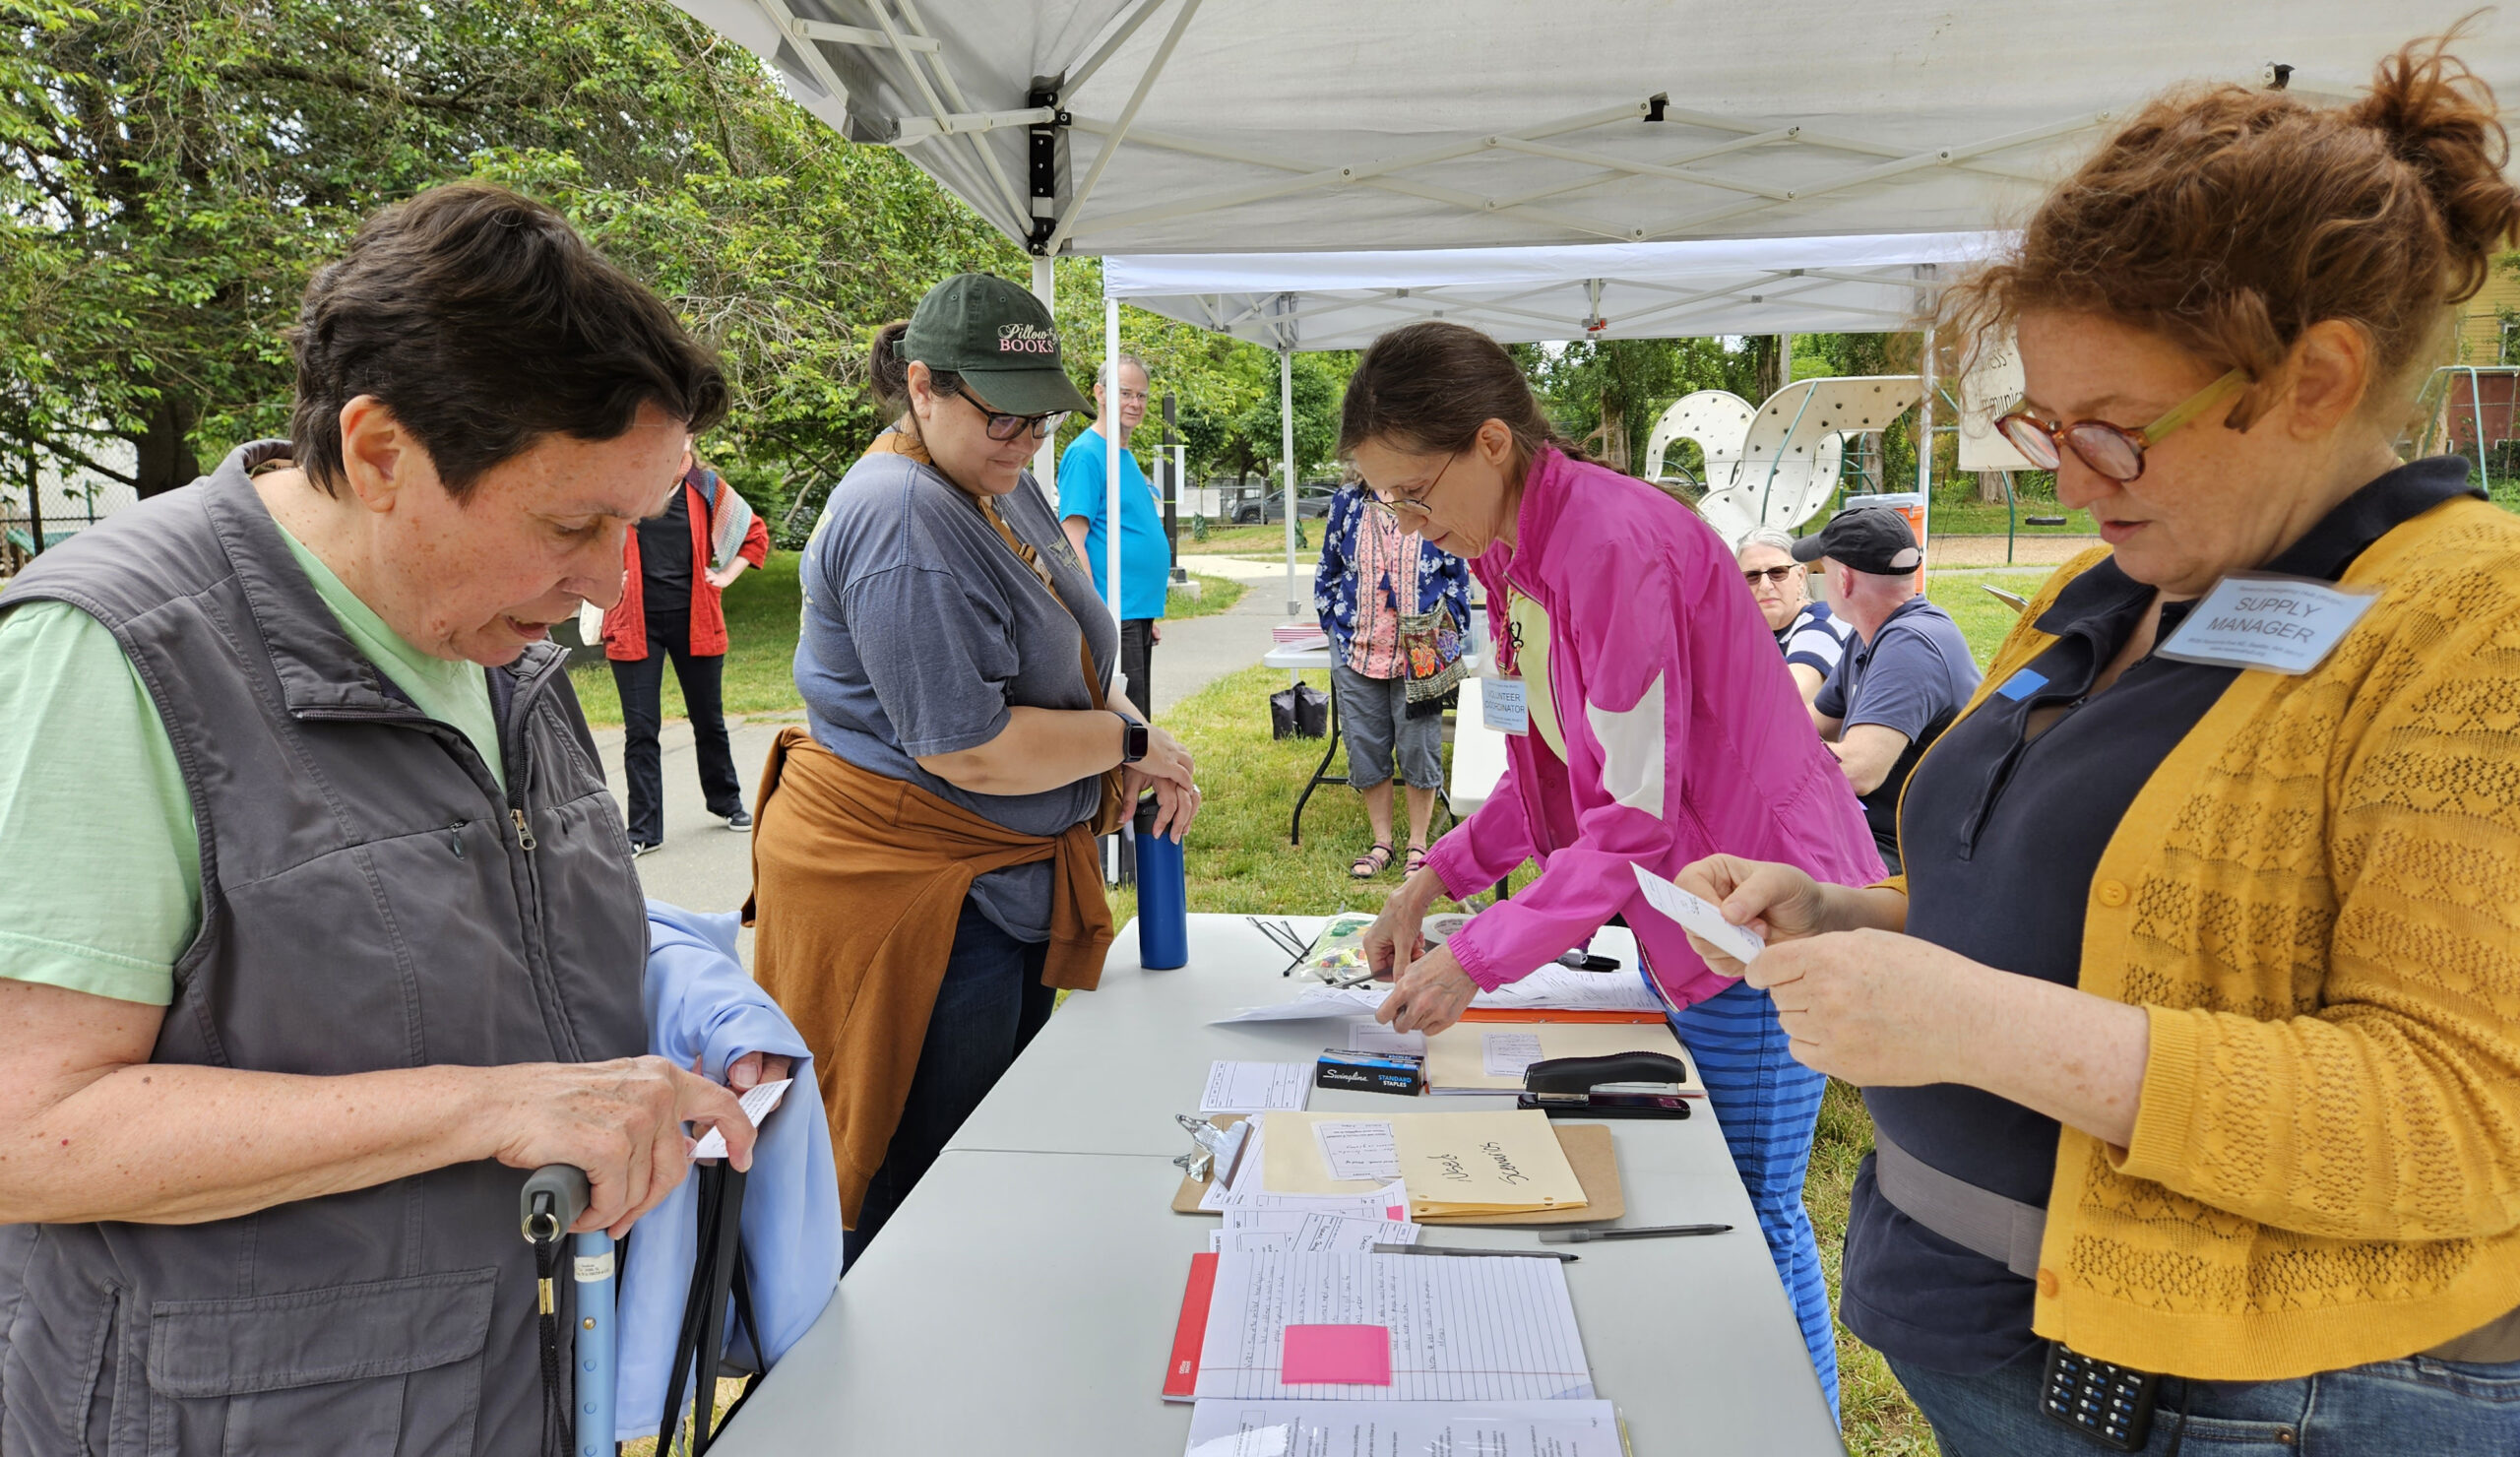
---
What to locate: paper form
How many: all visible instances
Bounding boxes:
[688,1078,789,1161]
[1481,1031,1544,1078]
[1214,967,1663,1024]
[1192,1252,1596,1401]
[1183,1400,1622,1457]
[1205,1121,1414,1217]
[1343,1021,1425,1055]
[1214,1216,1421,1255]
[1631,861,1766,965]
[1313,1121,1403,1181]
[1202,1061,1311,1114]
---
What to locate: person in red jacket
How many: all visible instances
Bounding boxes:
[602,449,771,853]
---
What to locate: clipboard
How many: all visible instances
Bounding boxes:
[1170,1116,1625,1226]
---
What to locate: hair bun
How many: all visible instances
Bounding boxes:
[2349,32,2520,298]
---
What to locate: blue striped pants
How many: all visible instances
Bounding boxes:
[1672,979,1838,1417]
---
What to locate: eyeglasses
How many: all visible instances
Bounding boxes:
[956,389,1067,443]
[1367,451,1458,522]
[1741,565,1798,587]
[1993,368,2248,483]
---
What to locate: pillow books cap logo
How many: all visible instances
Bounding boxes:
[997,323,1058,356]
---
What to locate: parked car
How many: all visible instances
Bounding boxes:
[1230,483,1337,524]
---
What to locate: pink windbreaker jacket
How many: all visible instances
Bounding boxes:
[1426,448,1885,1011]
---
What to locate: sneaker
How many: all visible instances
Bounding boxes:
[630,839,662,857]
[724,809,753,832]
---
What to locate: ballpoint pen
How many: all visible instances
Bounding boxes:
[1537,1223,1732,1244]
[1373,1242,1578,1262]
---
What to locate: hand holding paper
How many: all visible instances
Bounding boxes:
[1632,861,1766,968]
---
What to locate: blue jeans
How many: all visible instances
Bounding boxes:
[842,897,1055,1269]
[1671,980,1838,1417]
[1891,1345,2520,1456]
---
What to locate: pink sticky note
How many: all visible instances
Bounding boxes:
[1385,1205,1409,1221]
[1282,1324,1393,1386]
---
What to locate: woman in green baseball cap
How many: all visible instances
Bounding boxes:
[747,273,1201,1261]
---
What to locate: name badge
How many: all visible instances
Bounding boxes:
[2155,573,2378,675]
[1483,677,1530,735]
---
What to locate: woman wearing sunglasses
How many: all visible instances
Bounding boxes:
[1737,526,1853,708]
[1354,320,1884,1414]
[749,274,1199,1264]
[1674,35,2520,1453]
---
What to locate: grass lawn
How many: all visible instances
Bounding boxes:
[1924,499,2095,536]
[571,558,1245,730]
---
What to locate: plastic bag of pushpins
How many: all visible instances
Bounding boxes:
[1300,913,1379,986]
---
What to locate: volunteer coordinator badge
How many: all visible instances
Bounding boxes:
[2155,573,2378,675]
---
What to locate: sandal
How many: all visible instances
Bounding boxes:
[1404,845,1430,876]
[1350,842,1395,879]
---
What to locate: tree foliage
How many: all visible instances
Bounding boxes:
[0,0,1018,519]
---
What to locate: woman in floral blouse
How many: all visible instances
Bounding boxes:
[1314,480,1473,878]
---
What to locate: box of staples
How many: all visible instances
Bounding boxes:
[1315,1047,1424,1096]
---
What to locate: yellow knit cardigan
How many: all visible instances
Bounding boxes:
[1914,493,2520,1381]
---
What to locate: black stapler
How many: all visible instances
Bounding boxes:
[1516,1051,1695,1119]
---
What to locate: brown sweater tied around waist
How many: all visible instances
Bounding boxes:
[743,726,1120,1228]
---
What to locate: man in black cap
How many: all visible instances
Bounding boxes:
[1791,507,1980,873]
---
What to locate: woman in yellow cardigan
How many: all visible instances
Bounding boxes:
[1677,34,2520,1454]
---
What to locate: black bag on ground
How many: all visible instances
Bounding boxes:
[1270,681,1330,739]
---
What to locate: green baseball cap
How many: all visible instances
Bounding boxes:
[896,273,1095,417]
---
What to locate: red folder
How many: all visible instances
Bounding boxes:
[1162,1252,1220,1402]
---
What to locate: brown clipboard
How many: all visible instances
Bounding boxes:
[1170,1116,1625,1226]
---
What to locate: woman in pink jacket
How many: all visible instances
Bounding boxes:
[1354,322,1881,1413]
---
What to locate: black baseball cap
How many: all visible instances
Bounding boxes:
[895,273,1095,417]
[1791,507,1922,575]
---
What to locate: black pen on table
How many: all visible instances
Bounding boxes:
[1538,1223,1732,1244]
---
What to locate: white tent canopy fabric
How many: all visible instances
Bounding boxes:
[1100,231,2008,349]
[669,1,2514,258]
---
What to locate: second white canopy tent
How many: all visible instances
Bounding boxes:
[1092,229,2005,616]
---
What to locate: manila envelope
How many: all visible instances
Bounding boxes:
[1260,1109,1587,1217]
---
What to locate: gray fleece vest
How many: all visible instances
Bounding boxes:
[0,443,646,1456]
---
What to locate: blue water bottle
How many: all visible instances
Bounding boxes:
[1133,792,1189,969]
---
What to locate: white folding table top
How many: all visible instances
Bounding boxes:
[711,1145,1841,1455]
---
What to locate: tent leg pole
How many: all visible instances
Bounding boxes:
[1105,289,1124,629]
[1032,257,1058,493]
[1917,327,1936,567]
[1282,348,1298,620]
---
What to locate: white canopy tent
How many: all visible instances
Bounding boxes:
[669,0,2519,616]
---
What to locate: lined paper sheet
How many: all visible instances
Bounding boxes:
[1193,1252,1595,1402]
[1183,1399,1622,1457]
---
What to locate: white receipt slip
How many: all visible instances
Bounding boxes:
[1193,1251,1595,1401]
[1631,861,1766,965]
[1202,1061,1311,1114]
[1184,1400,1623,1457]
[688,1078,789,1161]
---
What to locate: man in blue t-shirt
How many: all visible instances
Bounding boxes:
[1057,353,1169,718]
[1795,508,1981,874]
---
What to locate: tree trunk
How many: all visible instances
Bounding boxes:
[131,394,202,498]
[1976,470,2008,504]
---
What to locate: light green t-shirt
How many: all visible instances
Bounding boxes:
[0,523,505,1005]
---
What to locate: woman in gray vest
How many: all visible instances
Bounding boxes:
[0,183,765,1456]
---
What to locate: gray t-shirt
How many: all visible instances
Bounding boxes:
[797,445,1118,942]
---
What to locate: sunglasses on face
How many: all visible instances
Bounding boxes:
[1742,565,1798,587]
[1993,368,2247,483]
[956,389,1068,443]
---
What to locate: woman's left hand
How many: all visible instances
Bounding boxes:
[1737,928,1978,1086]
[705,560,749,592]
[1376,943,1480,1036]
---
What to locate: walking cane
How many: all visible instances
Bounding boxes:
[522,1165,618,1457]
